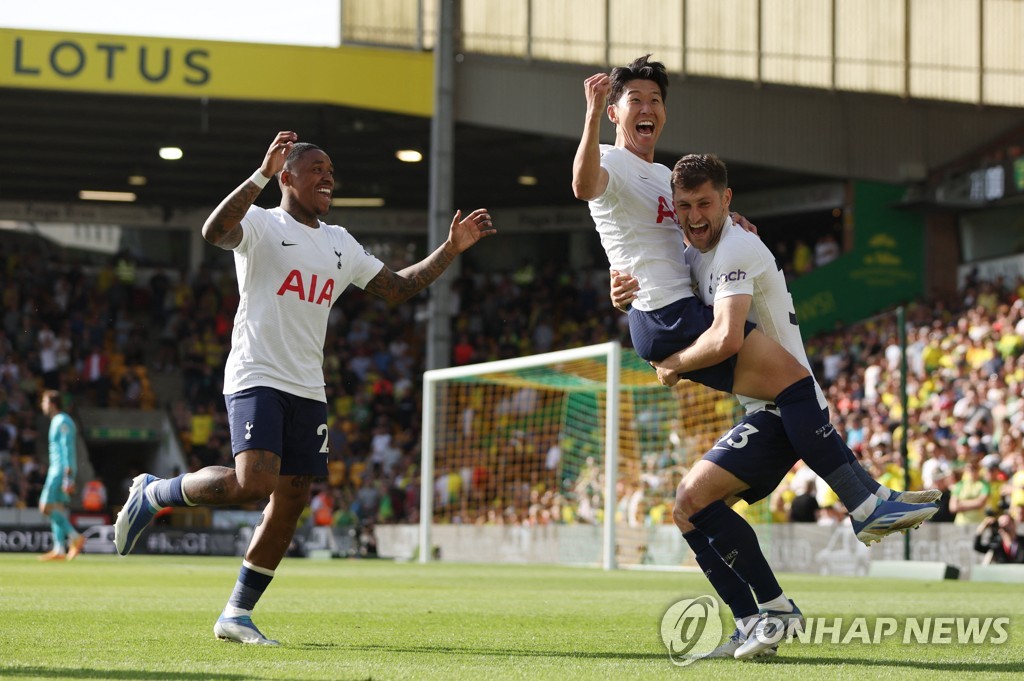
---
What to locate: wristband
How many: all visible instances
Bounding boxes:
[249,169,271,188]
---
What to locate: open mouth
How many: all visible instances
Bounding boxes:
[316,187,333,199]
[688,223,709,238]
[636,121,655,137]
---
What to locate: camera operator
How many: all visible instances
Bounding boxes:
[974,507,1024,564]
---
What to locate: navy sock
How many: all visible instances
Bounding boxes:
[683,529,757,620]
[689,501,783,605]
[836,429,883,496]
[775,378,870,510]
[149,474,188,507]
[228,561,275,611]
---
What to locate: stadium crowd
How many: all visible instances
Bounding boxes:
[1,239,1023,542]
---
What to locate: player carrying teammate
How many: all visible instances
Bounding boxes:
[612,154,939,658]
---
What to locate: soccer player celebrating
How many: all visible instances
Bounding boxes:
[114,131,495,645]
[38,389,86,561]
[573,55,938,651]
[611,154,940,658]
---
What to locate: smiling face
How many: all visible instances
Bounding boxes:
[281,146,334,224]
[674,180,732,253]
[608,79,665,161]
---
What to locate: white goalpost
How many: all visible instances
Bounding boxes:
[418,340,744,571]
[420,342,622,569]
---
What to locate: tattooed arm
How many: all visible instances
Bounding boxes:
[202,131,297,250]
[364,208,496,304]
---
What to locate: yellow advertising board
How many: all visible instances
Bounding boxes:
[0,28,433,117]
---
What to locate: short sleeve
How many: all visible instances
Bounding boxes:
[713,236,762,301]
[237,205,267,253]
[341,231,385,289]
[599,146,624,198]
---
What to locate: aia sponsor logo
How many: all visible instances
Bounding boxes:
[656,195,678,224]
[277,270,335,305]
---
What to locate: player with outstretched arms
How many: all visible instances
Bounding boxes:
[114,131,495,645]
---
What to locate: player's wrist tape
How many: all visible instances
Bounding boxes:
[249,170,271,188]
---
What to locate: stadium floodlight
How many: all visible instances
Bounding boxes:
[331,197,385,207]
[79,190,136,202]
[395,149,423,163]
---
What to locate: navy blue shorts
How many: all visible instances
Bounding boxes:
[628,296,755,394]
[225,386,328,477]
[703,410,799,504]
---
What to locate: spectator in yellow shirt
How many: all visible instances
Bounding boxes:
[950,458,991,527]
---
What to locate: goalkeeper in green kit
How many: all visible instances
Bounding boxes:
[38,389,86,561]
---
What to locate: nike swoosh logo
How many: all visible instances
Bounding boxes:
[639,175,649,180]
[282,241,297,247]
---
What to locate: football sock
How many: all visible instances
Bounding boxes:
[775,377,872,513]
[227,560,275,612]
[147,474,191,508]
[831,468,881,521]
[50,509,73,547]
[690,501,783,605]
[223,606,252,618]
[835,430,890,499]
[683,529,758,620]
[757,594,794,613]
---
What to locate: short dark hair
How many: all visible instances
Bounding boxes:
[284,142,322,171]
[671,154,729,193]
[608,54,669,105]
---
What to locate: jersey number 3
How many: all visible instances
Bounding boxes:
[713,423,760,451]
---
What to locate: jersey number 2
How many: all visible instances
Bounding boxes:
[317,424,329,454]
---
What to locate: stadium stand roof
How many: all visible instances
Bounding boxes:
[0,86,827,213]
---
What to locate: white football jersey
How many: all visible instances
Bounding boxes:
[223,206,384,402]
[588,145,693,311]
[685,218,827,414]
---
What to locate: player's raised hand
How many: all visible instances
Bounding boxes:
[261,131,298,178]
[448,208,496,253]
[583,73,611,115]
[609,269,639,312]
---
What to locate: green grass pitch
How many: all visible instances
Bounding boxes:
[2,553,1022,680]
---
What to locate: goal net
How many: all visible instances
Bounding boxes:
[419,341,753,569]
